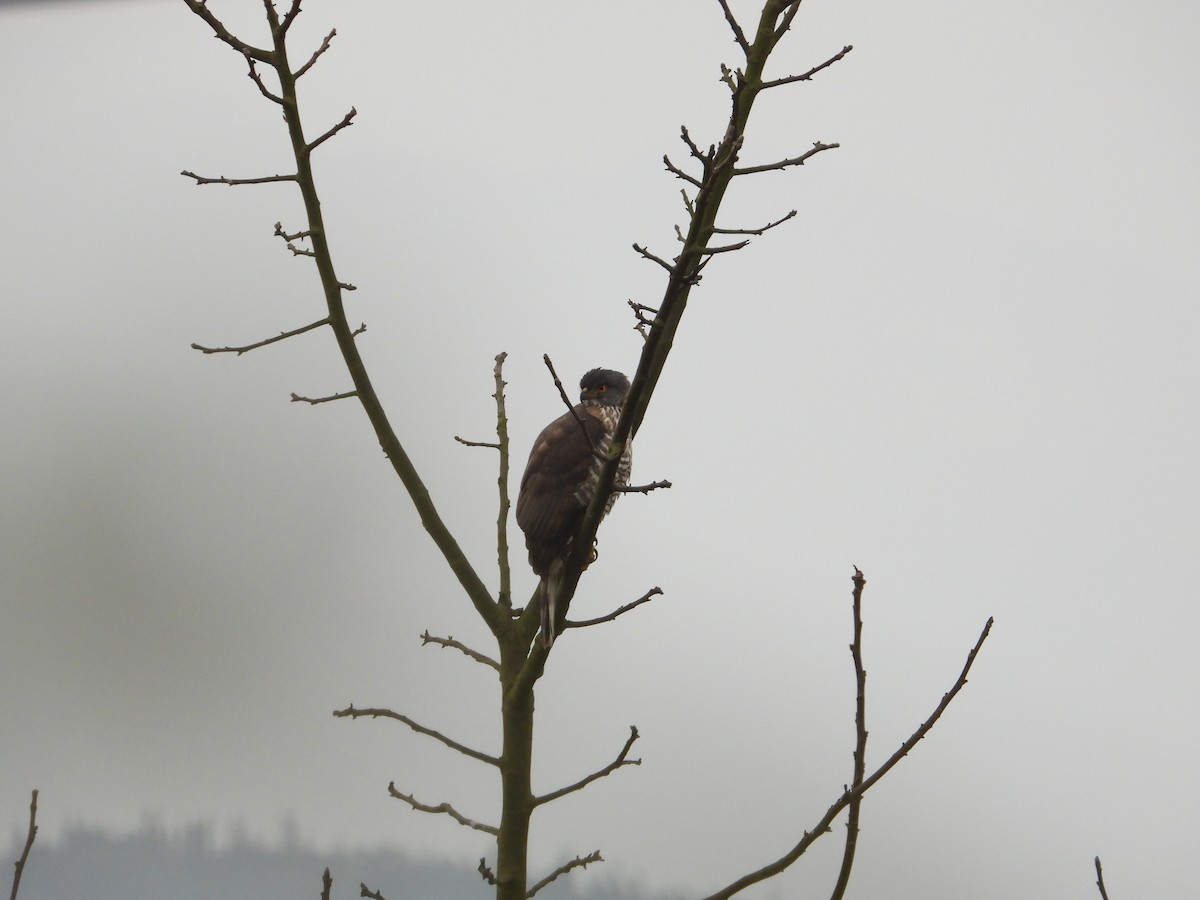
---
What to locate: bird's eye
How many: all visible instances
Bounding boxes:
[597,384,607,392]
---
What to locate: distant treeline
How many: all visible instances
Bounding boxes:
[5,821,679,900]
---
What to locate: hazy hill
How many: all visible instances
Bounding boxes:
[7,822,681,900]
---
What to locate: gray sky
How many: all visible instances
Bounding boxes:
[2,1,1198,897]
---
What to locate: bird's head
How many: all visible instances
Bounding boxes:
[579,368,630,407]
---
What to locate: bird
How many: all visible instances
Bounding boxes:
[516,368,633,649]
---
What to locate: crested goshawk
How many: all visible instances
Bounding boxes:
[516,368,633,648]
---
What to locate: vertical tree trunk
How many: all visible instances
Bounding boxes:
[495,650,536,899]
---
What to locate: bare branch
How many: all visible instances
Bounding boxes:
[295,28,336,78]
[663,154,703,188]
[631,243,674,272]
[534,726,641,807]
[290,390,358,405]
[279,0,303,34]
[527,851,605,898]
[542,354,597,456]
[180,170,298,186]
[455,436,501,449]
[701,240,750,255]
[733,141,840,176]
[680,188,695,217]
[715,0,751,55]
[713,209,797,236]
[274,221,311,242]
[180,0,273,62]
[763,44,854,89]
[307,107,357,154]
[771,1,803,48]
[9,789,38,900]
[420,630,501,671]
[830,567,868,900]
[702,615,994,899]
[491,352,514,608]
[566,587,664,631]
[478,859,496,885]
[614,479,672,494]
[387,783,498,835]
[320,867,332,900]
[627,300,661,339]
[679,125,709,163]
[191,317,330,355]
[333,704,500,766]
[243,53,283,104]
[1095,857,1111,900]
[359,884,384,900]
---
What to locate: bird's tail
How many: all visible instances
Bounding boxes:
[540,557,565,649]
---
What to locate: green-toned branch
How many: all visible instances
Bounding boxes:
[491,354,514,607]
[702,614,994,899]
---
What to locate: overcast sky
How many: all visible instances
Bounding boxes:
[2,1,1198,898]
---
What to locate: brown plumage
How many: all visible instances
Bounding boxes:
[516,368,632,648]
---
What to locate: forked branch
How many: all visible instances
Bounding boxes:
[534,726,641,806]
[702,613,994,899]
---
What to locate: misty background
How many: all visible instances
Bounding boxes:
[2,0,1198,898]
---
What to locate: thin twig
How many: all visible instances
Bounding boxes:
[762,45,854,89]
[244,53,283,104]
[565,587,664,631]
[527,851,605,898]
[701,240,750,255]
[712,209,797,236]
[614,480,672,494]
[631,243,674,272]
[702,616,994,899]
[715,0,751,55]
[478,859,496,885]
[9,789,38,900]
[295,29,336,78]
[179,0,273,62]
[333,704,500,766]
[455,436,501,449]
[492,353,514,608]
[180,170,298,186]
[542,354,597,456]
[290,390,358,405]
[733,142,840,176]
[420,631,501,671]
[663,154,703,188]
[1095,857,1111,900]
[359,884,385,900]
[307,107,357,153]
[534,727,641,806]
[387,783,498,835]
[191,318,330,355]
[319,867,332,900]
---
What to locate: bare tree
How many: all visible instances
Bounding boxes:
[178,2,990,897]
